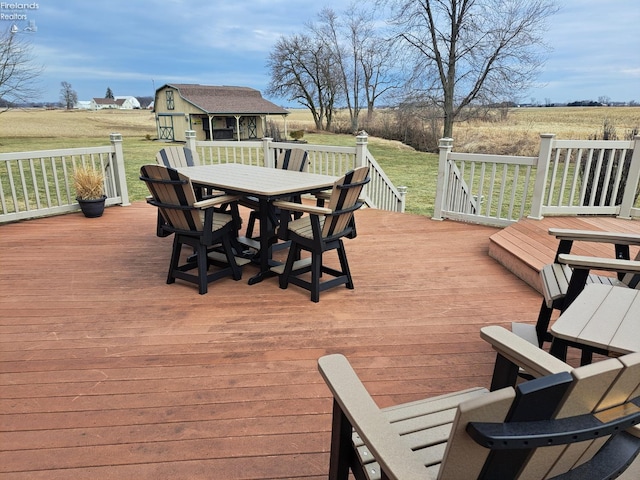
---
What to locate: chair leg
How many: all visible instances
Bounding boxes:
[279,242,299,290]
[310,252,322,302]
[222,233,242,281]
[336,241,353,289]
[328,399,354,480]
[246,211,257,239]
[167,236,183,285]
[196,244,209,295]
[535,301,554,347]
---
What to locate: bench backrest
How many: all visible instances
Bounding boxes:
[323,166,370,238]
[156,147,200,168]
[276,148,308,172]
[140,164,203,232]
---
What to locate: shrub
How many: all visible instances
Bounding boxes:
[289,130,305,141]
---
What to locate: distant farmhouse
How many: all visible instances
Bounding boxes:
[76,96,141,110]
[91,96,141,110]
[153,84,289,142]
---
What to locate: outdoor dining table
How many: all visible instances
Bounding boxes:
[176,163,337,285]
[549,283,640,364]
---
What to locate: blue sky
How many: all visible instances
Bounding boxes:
[3,0,639,106]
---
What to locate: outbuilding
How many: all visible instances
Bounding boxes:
[153,84,289,142]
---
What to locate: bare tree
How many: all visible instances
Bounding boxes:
[268,5,399,132]
[60,81,77,110]
[312,9,356,131]
[266,34,341,130]
[356,17,401,125]
[313,6,399,132]
[389,0,558,137]
[0,27,42,111]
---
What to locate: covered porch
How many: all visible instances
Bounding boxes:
[1,203,639,479]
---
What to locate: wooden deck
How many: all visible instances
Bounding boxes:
[1,203,638,479]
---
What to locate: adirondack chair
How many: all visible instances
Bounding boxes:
[512,228,640,349]
[242,148,309,241]
[272,166,370,302]
[140,164,245,294]
[319,326,640,480]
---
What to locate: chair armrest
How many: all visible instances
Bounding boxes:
[558,254,640,274]
[467,397,640,449]
[273,200,332,216]
[318,354,432,479]
[193,194,241,209]
[480,326,572,378]
[549,228,640,245]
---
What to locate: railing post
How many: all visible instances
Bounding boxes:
[432,137,453,221]
[263,137,274,168]
[355,130,368,168]
[398,185,407,213]
[109,133,130,206]
[185,130,197,153]
[528,133,555,220]
[617,135,640,219]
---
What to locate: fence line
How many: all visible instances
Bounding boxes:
[0,134,129,224]
[434,134,640,226]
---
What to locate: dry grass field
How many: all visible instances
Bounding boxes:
[1,106,638,153]
[281,106,640,156]
[0,108,157,144]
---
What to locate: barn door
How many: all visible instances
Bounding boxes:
[157,114,175,141]
[247,117,257,138]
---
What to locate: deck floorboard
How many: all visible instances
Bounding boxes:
[1,203,638,479]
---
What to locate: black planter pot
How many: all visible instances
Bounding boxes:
[77,196,106,218]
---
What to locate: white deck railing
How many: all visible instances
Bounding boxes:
[0,131,403,224]
[186,131,406,213]
[434,134,640,226]
[0,134,129,224]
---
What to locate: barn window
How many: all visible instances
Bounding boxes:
[166,90,174,110]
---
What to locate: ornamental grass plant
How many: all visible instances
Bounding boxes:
[73,165,105,200]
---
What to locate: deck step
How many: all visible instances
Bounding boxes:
[488,216,640,295]
[489,232,543,293]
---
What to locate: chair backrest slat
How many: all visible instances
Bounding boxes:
[140,164,203,232]
[323,166,369,238]
[276,148,308,172]
[437,388,516,480]
[156,147,199,168]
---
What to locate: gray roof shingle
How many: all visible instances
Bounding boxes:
[165,84,289,115]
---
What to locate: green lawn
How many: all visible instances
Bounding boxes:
[303,133,439,216]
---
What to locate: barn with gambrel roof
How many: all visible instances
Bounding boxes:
[153,84,289,142]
